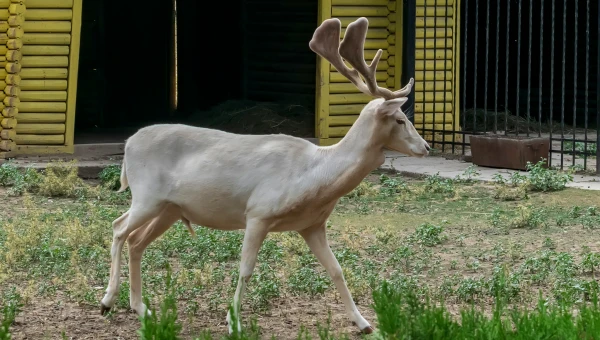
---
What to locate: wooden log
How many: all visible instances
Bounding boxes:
[22,33,70,45]
[416,38,453,49]
[4,85,19,96]
[20,91,67,101]
[1,117,16,128]
[329,82,387,94]
[416,0,454,5]
[2,106,17,117]
[16,123,65,134]
[413,113,454,124]
[329,93,372,105]
[332,0,388,5]
[8,3,25,15]
[3,95,18,106]
[0,129,16,140]
[416,17,453,28]
[415,91,453,102]
[8,13,24,26]
[415,81,452,91]
[416,6,453,16]
[0,139,16,151]
[0,11,8,21]
[20,68,68,79]
[22,21,72,33]
[329,115,358,126]
[5,62,21,74]
[18,101,66,112]
[21,56,69,68]
[0,33,8,45]
[340,17,389,28]
[328,126,351,138]
[7,27,23,39]
[5,50,21,62]
[416,49,453,59]
[332,6,390,17]
[25,0,74,9]
[415,71,453,81]
[0,80,5,89]
[415,102,452,113]
[415,60,453,71]
[330,71,388,82]
[329,104,364,115]
[6,38,22,49]
[23,9,73,21]
[15,134,64,145]
[16,113,65,123]
[5,74,20,85]
[0,22,8,32]
[21,45,69,55]
[20,79,67,90]
[416,28,453,38]
[386,77,395,88]
[0,46,6,55]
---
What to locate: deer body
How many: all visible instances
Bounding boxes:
[100,18,430,335]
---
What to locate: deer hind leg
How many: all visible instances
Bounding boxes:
[100,201,164,315]
[126,204,181,316]
[299,223,373,334]
[226,219,268,334]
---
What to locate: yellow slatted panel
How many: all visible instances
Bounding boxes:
[321,2,398,145]
[414,0,458,144]
[12,0,78,149]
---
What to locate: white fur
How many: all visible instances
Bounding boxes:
[100,18,430,335]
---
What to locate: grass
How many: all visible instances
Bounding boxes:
[0,160,599,339]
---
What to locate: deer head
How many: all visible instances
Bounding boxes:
[309,17,430,157]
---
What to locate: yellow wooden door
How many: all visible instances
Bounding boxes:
[315,0,400,146]
[414,0,459,143]
[315,0,460,146]
[0,0,82,158]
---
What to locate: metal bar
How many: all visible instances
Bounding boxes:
[549,0,555,168]
[560,0,567,169]
[473,0,479,133]
[504,0,511,136]
[441,0,448,153]
[516,0,522,136]
[538,0,544,138]
[572,0,578,168]
[483,0,490,136]
[422,0,427,135]
[401,0,416,125]
[494,0,500,133]
[597,0,600,174]
[461,0,469,155]
[432,0,437,150]
[526,0,533,137]
[584,0,589,170]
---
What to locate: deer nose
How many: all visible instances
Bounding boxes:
[425,144,431,151]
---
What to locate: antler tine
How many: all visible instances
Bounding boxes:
[309,18,372,96]
[338,17,396,100]
[390,77,415,98]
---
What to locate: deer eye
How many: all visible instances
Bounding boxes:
[396,119,405,125]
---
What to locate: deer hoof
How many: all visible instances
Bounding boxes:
[361,326,374,334]
[100,303,111,316]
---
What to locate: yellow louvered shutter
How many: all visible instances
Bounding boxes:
[414,0,458,143]
[2,0,82,156]
[316,0,399,146]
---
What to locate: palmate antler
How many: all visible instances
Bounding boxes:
[309,17,414,101]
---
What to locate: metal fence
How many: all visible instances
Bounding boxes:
[405,0,600,174]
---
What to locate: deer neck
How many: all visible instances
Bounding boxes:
[315,115,386,200]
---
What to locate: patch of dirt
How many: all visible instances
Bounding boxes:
[11,294,374,339]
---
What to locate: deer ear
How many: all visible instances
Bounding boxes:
[376,97,408,117]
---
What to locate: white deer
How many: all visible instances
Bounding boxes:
[100,17,430,334]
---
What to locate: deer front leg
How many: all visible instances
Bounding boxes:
[299,224,373,334]
[227,219,268,334]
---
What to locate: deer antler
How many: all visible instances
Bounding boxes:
[309,17,414,101]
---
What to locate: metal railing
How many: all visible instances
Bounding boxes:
[404,0,600,174]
